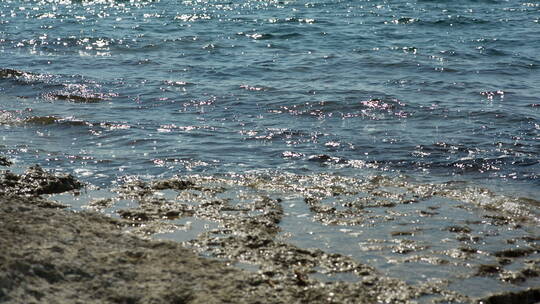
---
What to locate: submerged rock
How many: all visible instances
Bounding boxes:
[47,93,103,103]
[476,264,501,276]
[0,68,27,78]
[0,156,12,167]
[495,248,536,258]
[23,116,59,125]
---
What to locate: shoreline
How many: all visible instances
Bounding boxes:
[0,164,539,303]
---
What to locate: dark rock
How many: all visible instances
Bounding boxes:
[49,93,103,103]
[117,210,151,221]
[494,248,535,258]
[477,288,540,304]
[445,225,472,233]
[476,264,501,276]
[150,178,195,191]
[307,154,332,162]
[391,231,415,237]
[0,165,83,196]
[460,247,478,254]
[0,68,27,78]
[0,156,12,167]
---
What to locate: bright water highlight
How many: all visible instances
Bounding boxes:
[1,0,539,301]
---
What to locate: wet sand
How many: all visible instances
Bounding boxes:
[0,163,539,303]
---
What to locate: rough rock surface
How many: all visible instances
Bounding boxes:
[1,168,539,304]
[0,165,82,196]
[0,193,446,304]
[0,195,275,303]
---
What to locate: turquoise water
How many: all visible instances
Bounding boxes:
[1,0,539,299]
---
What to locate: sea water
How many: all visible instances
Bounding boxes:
[1,0,539,300]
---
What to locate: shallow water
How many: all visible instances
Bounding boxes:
[1,0,539,300]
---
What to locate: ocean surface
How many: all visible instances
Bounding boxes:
[1,0,539,300]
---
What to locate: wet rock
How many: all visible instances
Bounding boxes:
[117,209,152,221]
[444,248,477,260]
[494,248,536,258]
[457,235,481,243]
[477,287,540,304]
[522,235,540,243]
[476,264,501,276]
[3,195,352,304]
[0,68,27,78]
[19,170,536,303]
[0,156,12,167]
[150,178,195,191]
[0,166,83,196]
[484,214,512,226]
[24,116,59,125]
[521,266,539,278]
[86,198,115,211]
[392,255,450,265]
[117,197,194,222]
[388,239,429,255]
[445,225,472,233]
[48,93,103,103]
[419,209,439,216]
[125,221,187,237]
[495,260,540,284]
[307,154,333,162]
[116,180,153,197]
[499,270,527,283]
[391,231,415,237]
[460,246,478,254]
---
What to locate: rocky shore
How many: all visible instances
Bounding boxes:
[0,163,538,303]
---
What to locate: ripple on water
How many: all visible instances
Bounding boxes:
[1,0,539,300]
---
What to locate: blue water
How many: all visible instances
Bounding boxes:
[1,0,539,195]
[1,0,540,299]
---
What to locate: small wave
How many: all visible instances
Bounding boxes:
[239,84,273,92]
[357,98,411,119]
[390,17,417,25]
[43,83,117,103]
[0,110,91,127]
[162,80,195,87]
[417,16,491,27]
[242,128,320,142]
[239,32,302,40]
[24,116,91,127]
[239,32,273,40]
[269,17,316,24]
[1,68,116,104]
[174,14,211,22]
[272,95,411,120]
[0,68,52,84]
[45,93,104,103]
[480,90,505,100]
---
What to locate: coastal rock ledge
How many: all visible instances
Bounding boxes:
[0,195,304,304]
[1,169,539,304]
[1,195,538,304]
[2,194,403,304]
